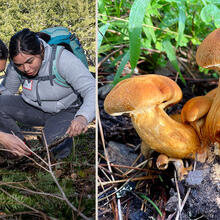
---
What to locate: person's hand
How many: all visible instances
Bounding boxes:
[66,115,88,137]
[0,132,31,157]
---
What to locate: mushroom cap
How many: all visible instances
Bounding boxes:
[104,74,182,116]
[196,28,220,70]
[181,96,212,123]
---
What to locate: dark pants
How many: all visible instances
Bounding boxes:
[0,95,78,158]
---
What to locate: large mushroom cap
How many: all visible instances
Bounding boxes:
[104,74,182,115]
[196,28,220,70]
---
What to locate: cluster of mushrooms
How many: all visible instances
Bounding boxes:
[104,28,220,179]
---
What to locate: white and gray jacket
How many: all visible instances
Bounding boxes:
[0,40,96,123]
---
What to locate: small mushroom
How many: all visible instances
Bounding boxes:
[181,95,213,161]
[156,154,192,179]
[104,74,201,159]
[196,28,220,143]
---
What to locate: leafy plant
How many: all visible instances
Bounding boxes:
[98,0,220,85]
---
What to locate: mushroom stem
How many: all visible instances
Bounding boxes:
[131,105,200,159]
[205,78,220,143]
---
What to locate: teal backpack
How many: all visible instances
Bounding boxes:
[40,26,89,87]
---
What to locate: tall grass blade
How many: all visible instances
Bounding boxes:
[113,50,130,85]
[162,38,186,85]
[139,193,163,217]
[177,3,186,46]
[129,0,150,70]
[98,23,110,50]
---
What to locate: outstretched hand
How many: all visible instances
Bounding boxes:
[66,115,88,137]
[0,132,31,157]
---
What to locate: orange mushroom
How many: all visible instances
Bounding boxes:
[156,154,192,179]
[196,28,220,143]
[104,74,201,160]
[181,95,213,161]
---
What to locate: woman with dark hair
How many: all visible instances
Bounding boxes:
[0,28,95,158]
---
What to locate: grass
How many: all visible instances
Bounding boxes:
[0,127,95,219]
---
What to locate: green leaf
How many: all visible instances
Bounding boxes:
[162,38,186,85]
[128,0,151,70]
[214,13,220,27]
[200,4,219,23]
[143,15,156,44]
[98,23,110,49]
[98,0,105,14]
[207,0,220,4]
[139,193,163,217]
[113,50,130,85]
[177,4,186,46]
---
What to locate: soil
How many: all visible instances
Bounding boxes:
[98,58,220,219]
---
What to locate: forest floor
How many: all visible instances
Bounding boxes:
[0,124,95,220]
[98,51,220,220]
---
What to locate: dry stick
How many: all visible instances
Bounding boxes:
[0,187,49,220]
[130,153,142,168]
[11,131,49,167]
[175,159,197,220]
[98,108,123,220]
[99,165,116,181]
[42,131,90,220]
[100,162,161,175]
[123,158,152,176]
[98,184,114,198]
[177,57,196,79]
[99,14,193,38]
[98,165,115,203]
[98,46,125,68]
[99,164,125,178]
[175,71,180,83]
[98,175,158,187]
[174,171,182,220]
[0,148,49,172]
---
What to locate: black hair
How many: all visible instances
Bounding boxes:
[0,39,8,60]
[9,28,43,60]
[36,32,51,43]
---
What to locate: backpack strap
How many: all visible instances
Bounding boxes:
[52,46,70,87]
[48,45,57,86]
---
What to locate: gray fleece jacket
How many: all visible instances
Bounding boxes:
[0,40,96,123]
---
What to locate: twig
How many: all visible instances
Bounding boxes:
[47,133,69,149]
[98,46,125,68]
[99,14,193,38]
[174,171,182,220]
[11,131,49,167]
[0,148,49,172]
[123,158,152,176]
[98,184,114,199]
[98,107,123,220]
[175,158,197,219]
[42,131,90,220]
[98,175,158,187]
[178,57,196,79]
